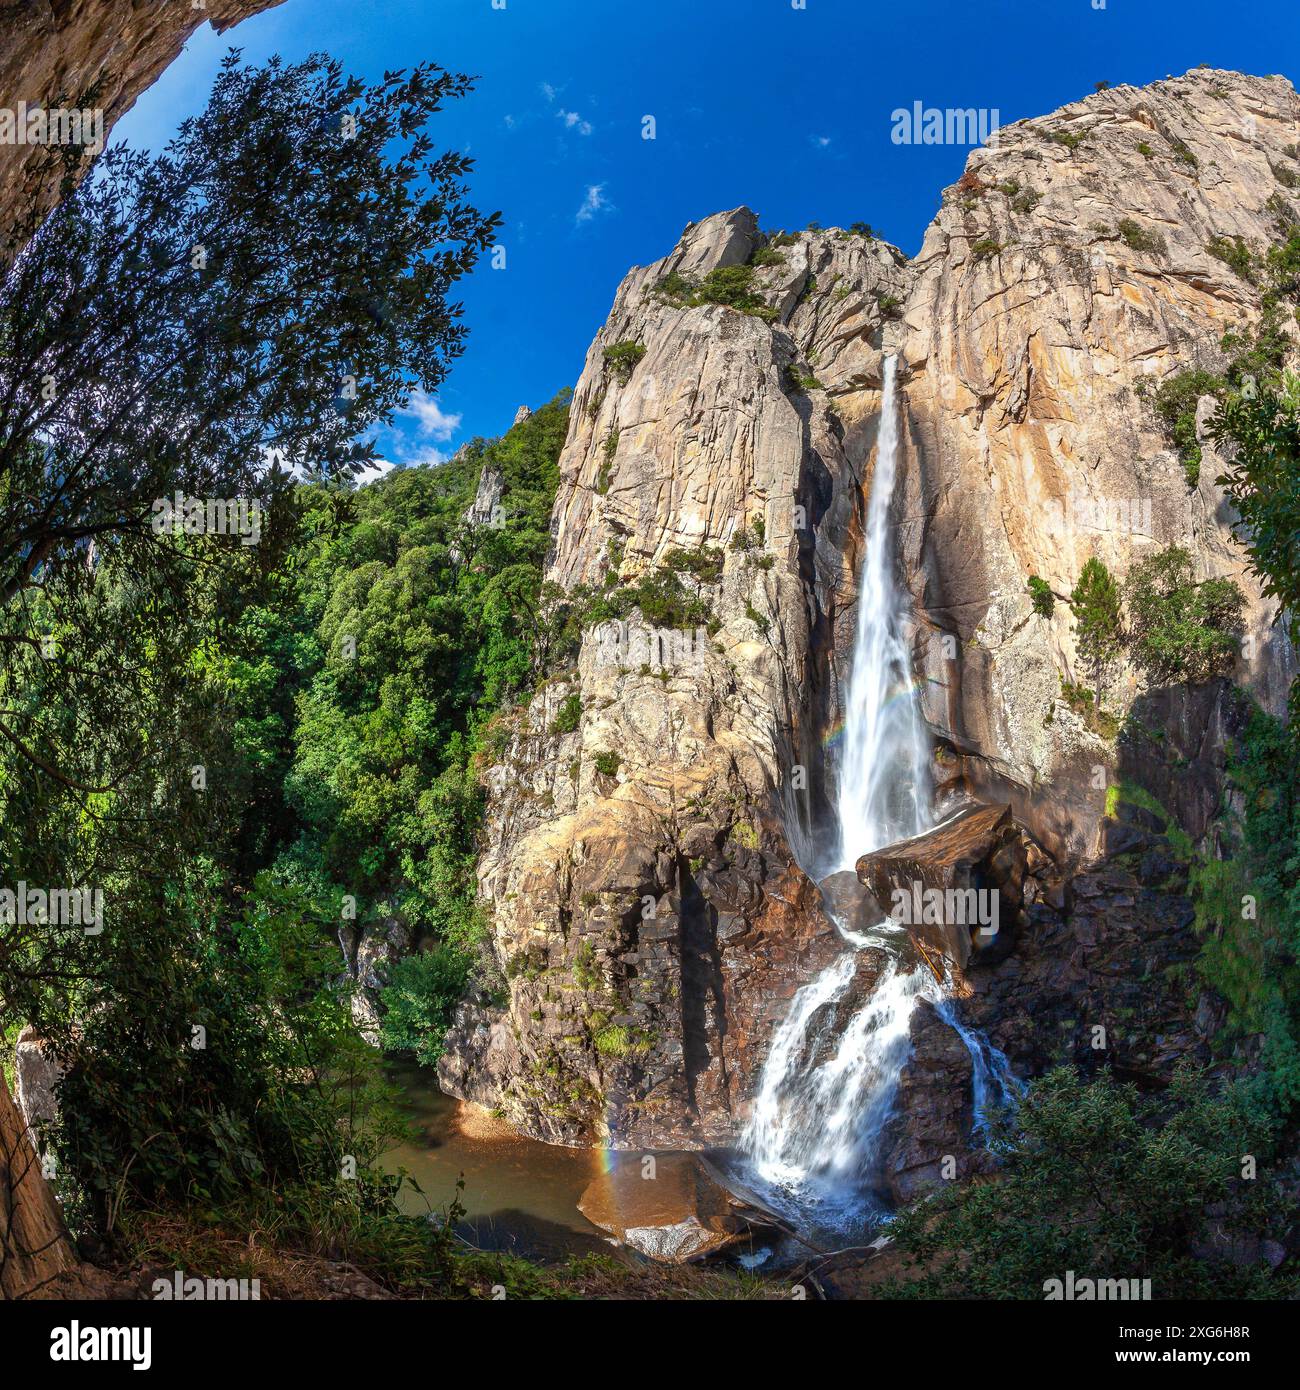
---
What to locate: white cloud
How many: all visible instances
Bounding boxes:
[354,458,397,487]
[558,109,593,136]
[811,134,832,148]
[540,82,557,102]
[504,113,516,129]
[397,390,462,443]
[575,183,611,224]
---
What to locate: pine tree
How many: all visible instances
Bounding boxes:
[1071,557,1123,707]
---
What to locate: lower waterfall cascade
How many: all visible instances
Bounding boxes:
[741,355,1020,1230]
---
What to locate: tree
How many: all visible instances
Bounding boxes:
[0,51,498,796]
[1125,545,1245,686]
[1210,375,1300,723]
[0,50,497,1265]
[1070,557,1123,707]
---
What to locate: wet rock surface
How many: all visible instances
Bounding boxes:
[878,825,1215,1202]
[856,803,1038,970]
[577,1151,773,1263]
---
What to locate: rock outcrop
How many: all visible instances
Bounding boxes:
[899,69,1298,856]
[0,0,284,257]
[576,1152,770,1263]
[856,803,1042,970]
[448,68,1297,1154]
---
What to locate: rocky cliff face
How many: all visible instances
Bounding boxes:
[0,0,283,255]
[901,67,1298,856]
[443,67,1296,1155]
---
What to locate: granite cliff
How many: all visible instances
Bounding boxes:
[440,68,1297,1169]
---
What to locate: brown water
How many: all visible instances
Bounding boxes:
[381,1063,613,1261]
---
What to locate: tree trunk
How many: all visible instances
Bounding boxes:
[0,1064,73,1299]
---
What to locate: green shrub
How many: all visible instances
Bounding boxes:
[1124,545,1245,686]
[602,340,646,384]
[1050,129,1085,151]
[378,945,474,1066]
[654,263,777,322]
[970,238,1002,261]
[1117,217,1166,254]
[592,751,621,777]
[550,691,581,735]
[882,1067,1289,1300]
[1070,557,1123,708]
[1206,234,1257,283]
[1153,368,1225,486]
[1168,135,1199,167]
[1027,575,1055,618]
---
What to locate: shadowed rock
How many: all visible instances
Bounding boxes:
[577,1152,770,1263]
[855,804,1037,971]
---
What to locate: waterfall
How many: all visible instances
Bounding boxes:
[742,356,1020,1231]
[833,355,932,871]
[743,355,939,1225]
[933,998,1025,1138]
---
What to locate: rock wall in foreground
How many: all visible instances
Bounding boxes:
[0,0,284,254]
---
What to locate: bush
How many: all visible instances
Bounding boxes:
[1050,129,1085,151]
[592,751,621,778]
[1027,575,1055,618]
[1153,368,1225,486]
[549,691,581,735]
[654,264,777,322]
[1124,545,1245,686]
[970,238,1002,261]
[883,1067,1290,1300]
[1070,557,1123,707]
[602,340,646,384]
[1117,217,1166,254]
[379,946,474,1066]
[1206,234,1257,283]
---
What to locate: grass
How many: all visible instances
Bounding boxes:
[115,1196,777,1300]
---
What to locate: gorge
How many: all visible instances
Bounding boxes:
[437,68,1298,1242]
[4,22,1300,1305]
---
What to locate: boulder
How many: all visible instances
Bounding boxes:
[577,1152,764,1263]
[14,1025,63,1144]
[856,804,1036,971]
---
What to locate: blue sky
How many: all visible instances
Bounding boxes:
[114,0,1300,467]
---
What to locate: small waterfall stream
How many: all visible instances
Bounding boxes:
[741,356,1018,1231]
